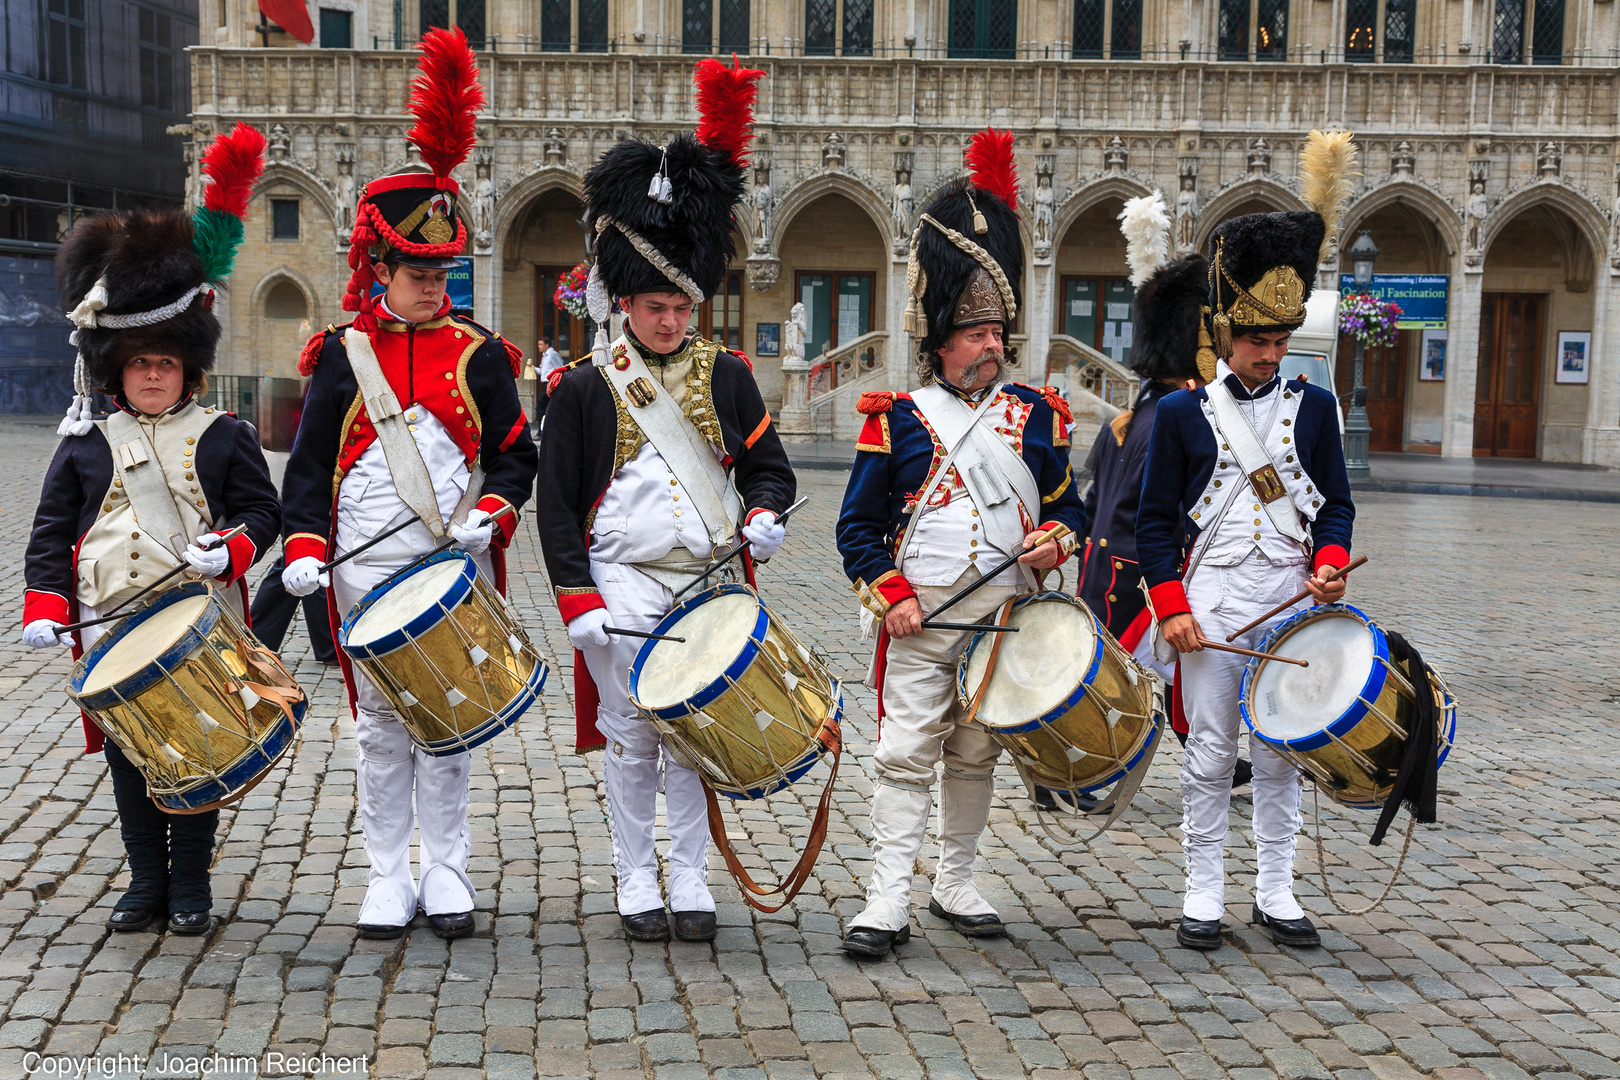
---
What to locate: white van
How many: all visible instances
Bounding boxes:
[1278,287,1340,435]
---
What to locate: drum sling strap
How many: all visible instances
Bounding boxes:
[702,716,843,913]
[101,409,220,559]
[1309,631,1440,913]
[344,328,484,539]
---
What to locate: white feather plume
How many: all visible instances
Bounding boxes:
[1119,192,1172,287]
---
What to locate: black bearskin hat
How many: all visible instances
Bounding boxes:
[56,208,221,393]
[1206,210,1324,334]
[1130,255,1210,382]
[912,179,1024,359]
[583,132,746,302]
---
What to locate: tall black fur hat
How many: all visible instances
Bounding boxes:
[1206,210,1324,333]
[57,209,223,394]
[1130,255,1210,381]
[907,129,1024,361]
[582,59,764,311]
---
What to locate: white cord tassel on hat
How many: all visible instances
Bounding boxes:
[585,261,613,368]
[59,277,110,437]
[647,147,673,205]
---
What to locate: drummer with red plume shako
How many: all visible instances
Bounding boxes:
[834,130,1086,958]
[1136,131,1359,952]
[534,59,795,945]
[280,29,538,941]
[23,124,281,935]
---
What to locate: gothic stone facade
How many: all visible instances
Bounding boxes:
[192,0,1620,463]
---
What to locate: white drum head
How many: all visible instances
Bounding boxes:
[963,598,1097,729]
[636,591,759,710]
[347,559,466,647]
[1250,611,1376,739]
[82,594,213,694]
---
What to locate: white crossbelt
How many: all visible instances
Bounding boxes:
[1204,376,1308,543]
[600,338,741,550]
[344,327,482,538]
[100,408,221,558]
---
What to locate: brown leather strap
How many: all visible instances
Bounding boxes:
[962,598,1017,729]
[704,715,842,913]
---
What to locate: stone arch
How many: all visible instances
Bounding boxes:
[491,168,586,255]
[255,162,337,234]
[1194,178,1305,252]
[249,265,319,317]
[1050,176,1155,250]
[769,172,893,259]
[1341,181,1464,262]
[1481,182,1610,287]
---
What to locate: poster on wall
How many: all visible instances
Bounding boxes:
[1556,331,1591,385]
[756,323,779,356]
[1339,273,1448,329]
[1419,329,1447,381]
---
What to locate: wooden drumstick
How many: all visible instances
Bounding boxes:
[53,524,251,634]
[922,523,1071,628]
[1196,636,1308,667]
[1224,555,1368,642]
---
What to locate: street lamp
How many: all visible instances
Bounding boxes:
[1343,230,1380,479]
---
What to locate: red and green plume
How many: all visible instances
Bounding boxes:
[192,122,268,282]
[407,27,484,181]
[965,128,1019,210]
[694,55,765,170]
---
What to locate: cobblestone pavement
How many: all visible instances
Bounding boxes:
[0,413,1617,1080]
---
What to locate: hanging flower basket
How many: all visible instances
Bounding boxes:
[553,259,592,323]
[1338,291,1403,349]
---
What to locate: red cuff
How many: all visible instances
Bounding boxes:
[874,573,916,611]
[1313,545,1351,576]
[558,589,607,623]
[284,533,328,565]
[212,530,257,585]
[24,590,70,627]
[477,495,518,548]
[1148,580,1190,621]
[744,507,776,526]
[1039,521,1074,567]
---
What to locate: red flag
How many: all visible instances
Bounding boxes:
[258,0,314,44]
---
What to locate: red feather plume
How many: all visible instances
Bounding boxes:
[694,56,766,169]
[965,128,1019,210]
[201,123,268,220]
[407,27,485,180]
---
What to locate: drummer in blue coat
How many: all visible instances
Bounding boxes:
[836,130,1086,958]
[1136,131,1359,951]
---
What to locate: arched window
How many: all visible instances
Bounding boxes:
[263,280,308,320]
[949,0,1016,59]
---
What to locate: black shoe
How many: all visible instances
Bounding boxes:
[167,912,214,935]
[106,909,158,932]
[841,924,911,958]
[428,911,474,940]
[672,910,717,942]
[1176,916,1224,950]
[621,908,671,942]
[1252,905,1320,947]
[1034,787,1099,813]
[927,898,1006,938]
[357,922,407,940]
[1232,759,1254,790]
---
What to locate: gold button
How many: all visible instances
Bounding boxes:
[465,420,474,428]
[455,331,463,339]
[971,524,978,531]
[1107,594,1116,602]
[1284,391,1292,399]
[353,424,362,432]
[1286,455,1295,463]
[408,424,417,432]
[970,540,978,547]
[102,503,111,512]
[456,406,465,415]
[1099,538,1107,547]
[130,552,140,560]
[1192,511,1200,519]
[196,500,205,507]
[1222,443,1229,451]
[1282,437,1291,444]
[971,510,979,517]
[1113,559,1122,569]
[1203,496,1211,504]
[1294,472,1302,480]
[114,479,123,488]
[131,531,139,539]
[190,487,199,494]
[1312,500,1321,508]
[1220,462,1228,469]
[186,437,195,445]
[129,571,138,578]
[1253,504,1260,511]
[1282,419,1292,426]
[450,389,460,398]
[1214,480,1222,488]
[970,552,979,561]
[110,492,120,500]
[1306,485,1313,493]
[444,372,454,379]
[1254,533,1262,540]
[186,473,195,481]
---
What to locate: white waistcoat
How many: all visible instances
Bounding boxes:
[1190,381,1317,568]
[336,404,470,560]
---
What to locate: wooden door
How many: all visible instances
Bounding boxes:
[1474,293,1543,458]
[535,266,590,365]
[1336,330,1407,453]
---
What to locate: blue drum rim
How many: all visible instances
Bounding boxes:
[954,591,1105,737]
[340,549,476,660]
[1037,712,1162,798]
[151,695,306,812]
[415,655,550,756]
[70,582,225,712]
[1302,700,1460,810]
[1239,602,1389,753]
[628,582,768,721]
[717,688,845,800]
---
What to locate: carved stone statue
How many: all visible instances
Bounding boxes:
[473,174,496,252]
[783,302,808,369]
[891,169,914,255]
[1032,171,1055,258]
[751,180,774,255]
[1538,141,1562,179]
[335,143,356,234]
[1104,135,1128,175]
[1466,179,1488,255]
[1175,172,1200,255]
[1247,137,1271,175]
[1392,140,1415,176]
[269,123,291,162]
[543,127,567,168]
[822,131,845,170]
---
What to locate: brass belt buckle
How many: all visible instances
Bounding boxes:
[625,377,657,408]
[1249,463,1288,504]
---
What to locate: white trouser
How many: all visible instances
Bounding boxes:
[332,544,490,926]
[582,560,714,916]
[852,570,1020,933]
[1178,557,1309,922]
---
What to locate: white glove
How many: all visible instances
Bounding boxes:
[449,508,495,556]
[282,556,329,598]
[183,534,232,579]
[741,510,785,561]
[566,608,612,650]
[23,620,72,649]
